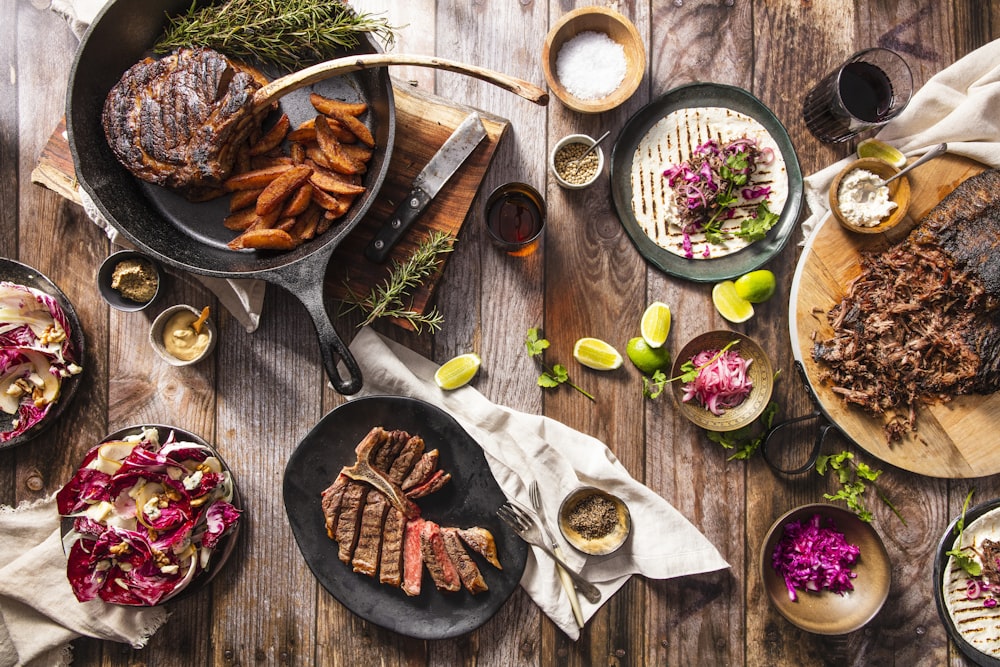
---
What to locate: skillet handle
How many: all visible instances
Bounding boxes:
[288,275,363,395]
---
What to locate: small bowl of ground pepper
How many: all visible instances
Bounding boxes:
[551,134,605,189]
[97,250,163,312]
[558,486,631,556]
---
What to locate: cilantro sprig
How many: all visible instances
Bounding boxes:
[945,489,981,577]
[816,451,904,524]
[525,328,594,401]
[706,401,779,460]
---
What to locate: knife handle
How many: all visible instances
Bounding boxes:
[552,544,586,628]
[365,188,433,263]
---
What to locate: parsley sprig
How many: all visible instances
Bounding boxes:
[816,451,904,524]
[945,489,981,577]
[525,328,594,401]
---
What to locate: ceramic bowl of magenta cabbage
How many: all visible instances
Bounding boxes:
[670,330,774,433]
[57,424,242,606]
[760,503,891,635]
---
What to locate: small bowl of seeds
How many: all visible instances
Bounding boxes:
[551,133,605,189]
[558,486,631,556]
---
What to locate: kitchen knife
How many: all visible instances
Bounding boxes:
[365,112,488,263]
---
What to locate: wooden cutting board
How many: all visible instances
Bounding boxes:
[791,153,996,478]
[31,82,509,331]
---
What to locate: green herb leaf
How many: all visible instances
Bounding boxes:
[735,203,780,242]
[643,370,668,399]
[945,489,981,577]
[524,328,594,401]
[705,401,779,460]
[816,450,902,524]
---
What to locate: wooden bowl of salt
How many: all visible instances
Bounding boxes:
[542,7,645,114]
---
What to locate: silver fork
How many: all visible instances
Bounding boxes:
[529,481,585,627]
[497,501,602,603]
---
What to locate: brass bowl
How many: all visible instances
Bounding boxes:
[558,486,631,556]
[541,7,645,114]
[760,503,891,635]
[828,157,911,234]
[670,330,774,432]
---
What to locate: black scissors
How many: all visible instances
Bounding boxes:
[759,361,846,475]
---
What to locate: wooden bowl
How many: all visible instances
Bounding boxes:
[670,330,774,432]
[828,157,911,234]
[760,504,891,635]
[542,7,645,114]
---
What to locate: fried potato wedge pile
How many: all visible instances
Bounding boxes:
[223,93,375,251]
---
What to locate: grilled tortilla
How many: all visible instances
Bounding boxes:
[944,507,1000,656]
[630,106,788,259]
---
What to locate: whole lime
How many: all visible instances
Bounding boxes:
[733,270,776,304]
[626,337,672,375]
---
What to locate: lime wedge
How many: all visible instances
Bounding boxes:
[857,139,906,168]
[434,353,481,389]
[573,338,623,370]
[640,301,671,348]
[712,281,755,323]
[626,337,672,375]
[733,270,776,304]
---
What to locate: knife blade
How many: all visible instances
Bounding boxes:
[365,112,488,263]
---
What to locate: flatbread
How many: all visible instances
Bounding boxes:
[630,106,788,260]
[944,507,1000,656]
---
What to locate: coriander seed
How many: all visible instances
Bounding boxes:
[554,141,600,186]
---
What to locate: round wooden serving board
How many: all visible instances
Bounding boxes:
[790,153,999,478]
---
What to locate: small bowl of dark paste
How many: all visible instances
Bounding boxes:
[558,486,631,556]
[97,250,163,312]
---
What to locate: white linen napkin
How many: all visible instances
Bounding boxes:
[0,495,167,667]
[344,327,730,640]
[801,38,1000,241]
[52,0,267,333]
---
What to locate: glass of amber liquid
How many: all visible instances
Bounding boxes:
[803,48,913,143]
[484,183,546,257]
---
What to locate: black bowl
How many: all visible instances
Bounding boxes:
[97,249,164,312]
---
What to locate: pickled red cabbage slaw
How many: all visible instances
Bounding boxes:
[771,513,860,602]
[680,347,753,416]
[0,281,82,441]
[57,427,240,606]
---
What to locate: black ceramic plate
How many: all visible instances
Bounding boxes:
[609,82,804,282]
[283,396,527,639]
[61,424,242,605]
[934,498,1000,666]
[0,258,85,449]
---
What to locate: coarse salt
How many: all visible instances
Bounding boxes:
[555,30,626,101]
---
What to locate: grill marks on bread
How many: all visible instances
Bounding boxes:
[320,426,501,597]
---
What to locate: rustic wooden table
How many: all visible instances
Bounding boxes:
[3,1,999,665]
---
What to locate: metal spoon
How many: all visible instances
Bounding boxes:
[575,130,611,163]
[882,142,948,185]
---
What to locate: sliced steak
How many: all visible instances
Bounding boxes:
[419,520,461,592]
[457,527,502,570]
[441,528,488,594]
[405,469,451,499]
[401,449,439,491]
[401,518,426,597]
[379,508,406,587]
[335,483,368,564]
[320,473,348,539]
[102,47,265,196]
[350,428,411,574]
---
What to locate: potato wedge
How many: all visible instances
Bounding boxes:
[316,116,364,175]
[293,205,323,241]
[239,228,297,251]
[255,165,313,216]
[280,182,313,217]
[310,92,367,117]
[224,165,291,191]
[230,187,264,213]
[330,112,375,148]
[307,161,367,196]
[223,207,258,231]
[287,126,317,143]
[249,113,290,156]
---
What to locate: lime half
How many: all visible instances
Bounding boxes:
[626,337,671,375]
[640,301,671,348]
[712,281,755,323]
[434,353,482,389]
[857,139,906,168]
[734,270,776,304]
[573,338,623,371]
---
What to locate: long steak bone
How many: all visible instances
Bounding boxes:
[341,432,419,519]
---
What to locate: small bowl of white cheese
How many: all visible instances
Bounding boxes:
[828,157,911,234]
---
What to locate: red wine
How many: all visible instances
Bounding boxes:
[487,193,543,244]
[803,62,895,143]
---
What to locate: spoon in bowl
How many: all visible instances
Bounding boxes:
[881,142,948,185]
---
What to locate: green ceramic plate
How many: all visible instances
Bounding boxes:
[610,82,803,282]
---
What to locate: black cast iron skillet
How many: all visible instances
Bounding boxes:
[66,0,396,395]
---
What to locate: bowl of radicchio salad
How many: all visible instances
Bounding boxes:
[57,425,241,607]
[670,330,774,433]
[0,260,85,448]
[610,82,802,282]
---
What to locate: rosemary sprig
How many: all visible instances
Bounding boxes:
[155,0,398,71]
[342,231,454,333]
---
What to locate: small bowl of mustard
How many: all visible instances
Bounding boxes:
[97,250,163,312]
[149,305,216,366]
[558,486,631,556]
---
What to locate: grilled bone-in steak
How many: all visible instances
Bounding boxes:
[442,528,488,594]
[813,169,1000,440]
[102,48,265,196]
